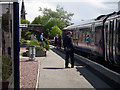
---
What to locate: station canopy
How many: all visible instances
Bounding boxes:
[0,0,18,2]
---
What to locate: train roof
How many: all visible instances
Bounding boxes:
[63,11,120,30]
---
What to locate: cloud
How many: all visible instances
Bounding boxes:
[22,0,56,22]
[25,0,119,2]
[23,0,118,23]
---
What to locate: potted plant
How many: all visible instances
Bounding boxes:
[2,55,12,88]
[20,38,28,47]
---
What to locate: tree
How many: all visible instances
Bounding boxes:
[31,15,49,25]
[31,15,42,24]
[39,5,74,26]
[44,18,66,30]
[31,5,74,39]
[49,26,62,39]
[44,18,66,38]
[21,19,30,24]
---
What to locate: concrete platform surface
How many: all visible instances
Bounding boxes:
[37,48,111,88]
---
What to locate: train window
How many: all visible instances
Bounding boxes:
[91,30,96,45]
[75,30,79,40]
[72,31,76,40]
[79,31,82,41]
[95,25,102,45]
[82,31,86,42]
[86,29,91,44]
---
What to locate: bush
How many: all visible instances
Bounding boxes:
[26,39,50,51]
[40,42,46,48]
[45,40,50,51]
[26,40,39,50]
[2,55,12,81]
[36,46,46,51]
[20,38,27,45]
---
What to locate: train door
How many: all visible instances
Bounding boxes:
[104,22,108,61]
[116,19,120,64]
[107,20,117,64]
[113,19,118,64]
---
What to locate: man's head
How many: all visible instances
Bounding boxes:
[56,34,58,36]
[67,31,72,37]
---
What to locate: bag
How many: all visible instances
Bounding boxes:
[65,47,71,52]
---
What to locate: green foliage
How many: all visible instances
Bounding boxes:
[2,11,9,32]
[39,5,74,26]
[26,39,50,51]
[45,40,50,50]
[31,15,42,24]
[44,18,65,38]
[49,26,62,39]
[21,19,30,24]
[20,38,27,45]
[21,19,31,40]
[44,18,66,30]
[31,5,74,39]
[31,15,49,25]
[40,42,46,48]
[21,30,31,40]
[26,40,39,50]
[2,55,12,81]
[36,46,45,51]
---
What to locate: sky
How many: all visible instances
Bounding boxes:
[20,0,120,24]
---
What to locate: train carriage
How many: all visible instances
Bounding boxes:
[62,11,120,66]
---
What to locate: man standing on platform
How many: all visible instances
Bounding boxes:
[63,31,74,68]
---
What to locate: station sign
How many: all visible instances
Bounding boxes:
[19,24,28,28]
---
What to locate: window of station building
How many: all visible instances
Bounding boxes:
[1,3,14,88]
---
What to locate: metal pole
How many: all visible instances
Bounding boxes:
[13,2,20,89]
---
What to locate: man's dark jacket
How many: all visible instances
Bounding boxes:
[63,35,74,51]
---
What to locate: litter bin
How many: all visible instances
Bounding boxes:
[29,45,36,61]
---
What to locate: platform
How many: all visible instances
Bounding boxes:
[36,47,111,88]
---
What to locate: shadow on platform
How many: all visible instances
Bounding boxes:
[51,48,84,66]
[51,48,114,89]
[43,67,66,69]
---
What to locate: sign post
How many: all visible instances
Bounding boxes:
[19,24,28,28]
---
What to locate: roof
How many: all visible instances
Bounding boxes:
[63,11,120,30]
[0,0,18,2]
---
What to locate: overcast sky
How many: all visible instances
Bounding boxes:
[20,0,120,24]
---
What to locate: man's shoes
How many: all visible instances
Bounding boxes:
[71,66,74,68]
[65,66,70,68]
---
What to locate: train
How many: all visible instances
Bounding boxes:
[62,11,120,66]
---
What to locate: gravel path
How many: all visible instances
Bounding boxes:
[20,48,38,88]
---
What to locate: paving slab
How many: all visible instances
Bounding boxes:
[37,48,111,88]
